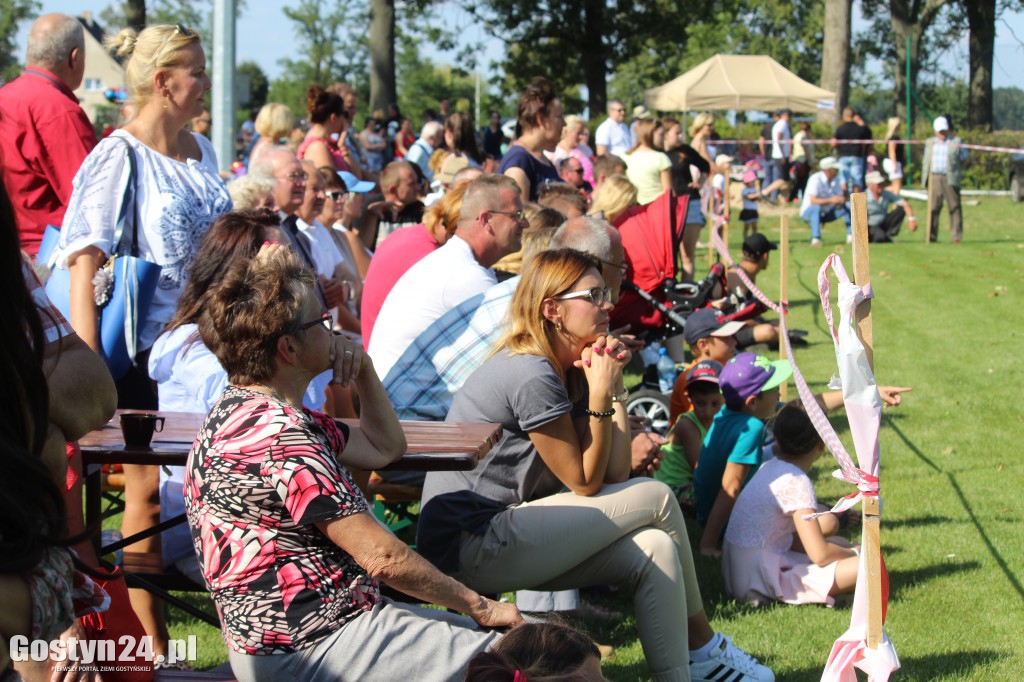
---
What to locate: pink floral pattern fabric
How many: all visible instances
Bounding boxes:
[184,385,379,655]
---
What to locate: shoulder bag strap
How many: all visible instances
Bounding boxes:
[111,135,140,257]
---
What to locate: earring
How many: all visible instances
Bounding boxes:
[555,322,562,332]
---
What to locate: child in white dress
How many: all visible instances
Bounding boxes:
[722,401,860,606]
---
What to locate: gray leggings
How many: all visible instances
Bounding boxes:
[456,478,703,682]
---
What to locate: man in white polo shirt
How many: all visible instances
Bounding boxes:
[595,100,632,157]
[368,174,527,380]
[800,156,851,247]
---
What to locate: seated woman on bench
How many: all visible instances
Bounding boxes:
[184,247,520,681]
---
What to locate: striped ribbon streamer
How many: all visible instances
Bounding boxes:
[709,138,1024,154]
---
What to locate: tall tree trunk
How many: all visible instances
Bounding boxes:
[125,0,145,32]
[966,0,996,131]
[890,0,951,123]
[582,0,607,117]
[818,0,851,125]
[369,0,396,115]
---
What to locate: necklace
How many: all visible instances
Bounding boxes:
[247,383,291,406]
[131,123,185,162]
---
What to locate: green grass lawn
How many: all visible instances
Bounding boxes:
[132,196,1024,679]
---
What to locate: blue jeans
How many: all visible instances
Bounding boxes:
[838,156,865,192]
[802,204,851,240]
[764,159,786,200]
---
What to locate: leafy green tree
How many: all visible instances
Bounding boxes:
[395,37,477,126]
[0,0,39,82]
[993,86,1024,130]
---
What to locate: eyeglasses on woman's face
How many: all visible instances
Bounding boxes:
[554,286,613,307]
[298,312,332,332]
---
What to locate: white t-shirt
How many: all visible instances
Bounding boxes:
[368,235,496,379]
[800,171,844,216]
[594,118,633,156]
[771,119,791,159]
[55,130,232,351]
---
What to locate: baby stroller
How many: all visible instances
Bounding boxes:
[611,191,719,433]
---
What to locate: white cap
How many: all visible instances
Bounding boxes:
[865,171,886,185]
[819,156,840,171]
[715,154,734,166]
[933,116,950,133]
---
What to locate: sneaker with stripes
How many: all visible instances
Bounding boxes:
[689,634,774,682]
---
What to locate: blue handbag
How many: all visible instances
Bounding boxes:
[43,136,161,380]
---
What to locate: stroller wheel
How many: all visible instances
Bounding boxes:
[626,389,673,436]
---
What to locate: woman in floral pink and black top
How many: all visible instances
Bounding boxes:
[184,246,519,682]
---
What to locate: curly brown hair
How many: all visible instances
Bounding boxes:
[199,250,315,385]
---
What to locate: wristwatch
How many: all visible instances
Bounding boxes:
[610,389,630,403]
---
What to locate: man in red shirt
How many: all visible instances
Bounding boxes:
[0,14,97,257]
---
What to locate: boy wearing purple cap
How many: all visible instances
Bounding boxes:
[695,352,792,557]
[657,361,724,513]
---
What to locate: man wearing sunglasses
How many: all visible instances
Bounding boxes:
[368,174,527,383]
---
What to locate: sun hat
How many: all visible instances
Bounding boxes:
[719,352,793,404]
[819,156,840,171]
[715,154,734,167]
[742,170,757,183]
[865,171,886,186]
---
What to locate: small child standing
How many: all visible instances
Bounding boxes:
[656,361,724,513]
[739,170,761,237]
[694,352,792,557]
[722,401,860,606]
[711,154,733,223]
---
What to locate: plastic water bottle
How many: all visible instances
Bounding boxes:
[656,347,677,393]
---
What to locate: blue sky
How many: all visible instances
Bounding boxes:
[15,1,1024,92]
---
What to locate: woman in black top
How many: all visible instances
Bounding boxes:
[662,118,711,281]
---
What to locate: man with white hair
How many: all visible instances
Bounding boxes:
[0,14,96,257]
[921,115,967,243]
[800,156,851,247]
[406,120,445,183]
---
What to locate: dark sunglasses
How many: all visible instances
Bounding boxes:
[298,312,332,332]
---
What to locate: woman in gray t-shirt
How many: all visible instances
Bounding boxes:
[419,248,774,682]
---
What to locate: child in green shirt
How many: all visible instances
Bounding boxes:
[656,360,724,514]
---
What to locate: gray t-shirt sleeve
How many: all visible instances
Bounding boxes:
[512,363,574,431]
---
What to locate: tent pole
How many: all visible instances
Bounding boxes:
[851,193,882,650]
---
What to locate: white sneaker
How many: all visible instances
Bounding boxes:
[846,234,853,244]
[810,238,823,247]
[690,635,775,682]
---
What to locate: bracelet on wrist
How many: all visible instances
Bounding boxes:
[585,408,615,419]
[610,389,630,403]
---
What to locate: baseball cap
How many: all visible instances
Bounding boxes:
[436,155,470,186]
[743,233,778,257]
[715,154,734,167]
[933,116,950,133]
[683,308,746,346]
[819,156,840,171]
[686,360,723,388]
[719,352,793,404]
[742,169,757,183]
[338,170,375,193]
[865,170,886,186]
[632,105,652,120]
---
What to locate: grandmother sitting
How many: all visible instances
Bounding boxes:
[184,247,520,682]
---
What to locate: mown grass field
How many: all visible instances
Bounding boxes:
[134,195,1024,679]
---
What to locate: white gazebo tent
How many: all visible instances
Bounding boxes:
[645,54,836,113]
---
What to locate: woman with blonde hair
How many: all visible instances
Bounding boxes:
[51,22,232,665]
[550,115,595,184]
[249,102,294,168]
[588,174,637,223]
[688,112,715,162]
[622,119,671,205]
[883,116,905,193]
[419,248,774,682]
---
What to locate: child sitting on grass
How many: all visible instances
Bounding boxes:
[695,353,791,557]
[722,401,860,606]
[656,360,724,514]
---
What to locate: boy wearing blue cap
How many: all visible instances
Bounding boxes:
[695,352,792,557]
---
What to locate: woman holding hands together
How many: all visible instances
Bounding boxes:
[419,249,774,682]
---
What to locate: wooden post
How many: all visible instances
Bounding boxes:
[925,173,933,244]
[850,193,882,650]
[779,215,789,402]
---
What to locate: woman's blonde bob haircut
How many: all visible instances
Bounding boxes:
[589,174,637,224]
[492,248,599,391]
[255,103,296,141]
[104,24,201,109]
[688,112,714,139]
